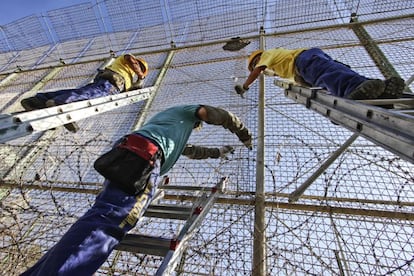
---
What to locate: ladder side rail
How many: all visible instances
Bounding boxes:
[155,193,219,276]
[315,92,414,136]
[155,177,227,276]
[15,86,155,121]
[276,80,414,134]
[275,80,414,163]
[0,87,155,143]
[28,91,152,130]
[285,88,414,163]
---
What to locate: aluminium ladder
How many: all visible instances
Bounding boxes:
[115,176,228,276]
[275,79,414,164]
[0,86,154,143]
[273,80,414,202]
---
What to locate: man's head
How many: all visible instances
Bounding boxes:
[247,50,263,71]
[135,57,149,78]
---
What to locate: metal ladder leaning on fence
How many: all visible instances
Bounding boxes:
[0,86,155,143]
[115,176,228,276]
[273,79,414,202]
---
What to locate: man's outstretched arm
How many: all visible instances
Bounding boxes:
[197,105,252,150]
[182,144,234,159]
[235,66,265,96]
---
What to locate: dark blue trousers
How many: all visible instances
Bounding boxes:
[21,159,160,276]
[295,48,368,97]
[35,79,119,105]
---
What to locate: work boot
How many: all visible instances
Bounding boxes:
[346,79,385,100]
[46,99,79,133]
[380,76,405,99]
[21,97,46,111]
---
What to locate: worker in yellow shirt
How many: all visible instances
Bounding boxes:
[20,54,148,132]
[235,47,405,100]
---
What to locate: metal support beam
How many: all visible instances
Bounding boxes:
[132,47,176,130]
[4,179,414,221]
[349,13,412,93]
[33,44,59,68]
[275,80,414,163]
[1,66,68,181]
[30,67,65,93]
[406,73,414,87]
[5,179,414,207]
[0,72,17,86]
[253,26,266,276]
[288,133,358,202]
[72,38,96,63]
[0,73,19,113]
[0,53,19,72]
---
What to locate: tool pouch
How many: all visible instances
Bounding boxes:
[94,134,159,195]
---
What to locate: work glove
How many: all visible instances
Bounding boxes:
[241,138,253,150]
[219,145,235,159]
[235,84,248,98]
[235,126,253,150]
[130,79,144,90]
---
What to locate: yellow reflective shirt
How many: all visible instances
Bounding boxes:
[256,48,307,79]
[106,55,135,90]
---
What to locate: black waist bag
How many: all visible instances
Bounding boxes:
[94,134,159,195]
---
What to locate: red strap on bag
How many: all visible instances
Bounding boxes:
[117,134,159,165]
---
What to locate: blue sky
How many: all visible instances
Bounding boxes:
[0,0,89,25]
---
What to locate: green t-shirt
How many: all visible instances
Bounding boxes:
[135,105,201,175]
[257,48,307,79]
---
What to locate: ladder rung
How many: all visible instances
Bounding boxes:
[394,109,414,115]
[159,185,213,191]
[144,204,192,220]
[116,234,172,256]
[115,177,227,274]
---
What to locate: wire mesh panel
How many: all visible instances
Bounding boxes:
[0,15,50,51]
[0,1,413,275]
[47,3,102,42]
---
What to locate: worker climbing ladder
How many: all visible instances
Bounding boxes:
[0,48,176,144]
[115,176,228,276]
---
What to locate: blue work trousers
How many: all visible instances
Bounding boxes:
[295,48,368,97]
[35,79,119,105]
[21,159,161,276]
